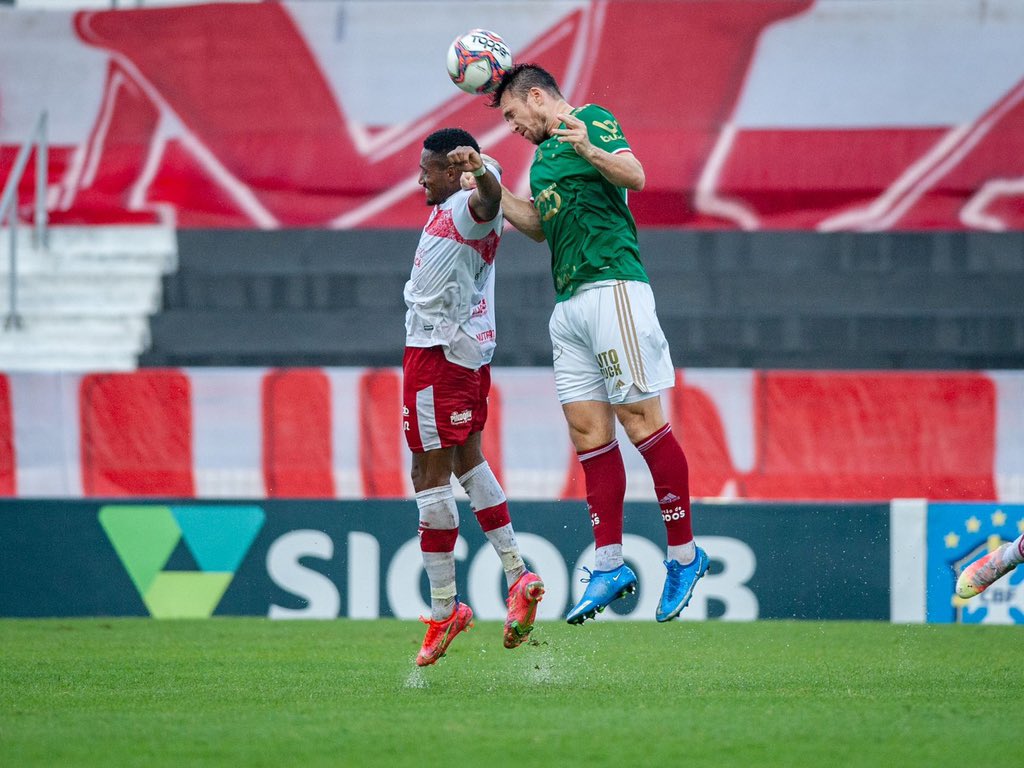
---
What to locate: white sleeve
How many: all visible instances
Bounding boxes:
[450,171,502,238]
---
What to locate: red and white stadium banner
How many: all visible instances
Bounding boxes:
[2,0,1023,230]
[2,368,1022,501]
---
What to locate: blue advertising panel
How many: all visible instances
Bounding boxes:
[926,502,1024,625]
[0,500,889,621]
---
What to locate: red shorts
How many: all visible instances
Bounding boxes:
[403,346,490,453]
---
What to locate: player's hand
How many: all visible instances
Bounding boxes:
[447,146,484,175]
[552,112,593,157]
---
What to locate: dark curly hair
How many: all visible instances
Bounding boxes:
[423,127,479,156]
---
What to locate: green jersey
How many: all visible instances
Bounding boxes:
[529,103,648,301]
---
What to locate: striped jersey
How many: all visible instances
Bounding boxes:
[404,181,503,370]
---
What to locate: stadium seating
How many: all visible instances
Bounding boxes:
[0,225,176,370]
[139,228,1024,370]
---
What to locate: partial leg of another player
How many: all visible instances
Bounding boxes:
[563,399,638,624]
[956,533,1024,599]
[617,395,708,622]
[412,447,473,667]
[455,434,544,648]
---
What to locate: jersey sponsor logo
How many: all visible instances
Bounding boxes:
[591,119,624,143]
[471,298,488,318]
[596,348,623,380]
[536,183,561,222]
[450,409,473,425]
[476,330,495,342]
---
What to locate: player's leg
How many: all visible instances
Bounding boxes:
[603,280,708,621]
[403,346,475,665]
[616,395,709,621]
[412,447,461,621]
[956,532,1024,599]
[453,366,543,648]
[551,290,636,623]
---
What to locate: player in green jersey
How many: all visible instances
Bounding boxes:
[489,64,709,624]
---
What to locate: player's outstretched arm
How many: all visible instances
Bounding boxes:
[500,186,546,242]
[448,146,501,222]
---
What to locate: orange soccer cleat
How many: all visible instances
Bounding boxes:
[416,602,474,667]
[503,571,545,649]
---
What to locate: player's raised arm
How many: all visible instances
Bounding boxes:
[553,112,645,191]
[448,146,501,221]
[499,186,546,242]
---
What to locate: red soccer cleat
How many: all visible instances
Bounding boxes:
[416,602,474,667]
[503,571,545,649]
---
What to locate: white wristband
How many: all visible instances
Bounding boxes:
[472,164,488,178]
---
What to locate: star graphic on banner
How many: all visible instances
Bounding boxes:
[966,517,982,533]
[945,532,961,548]
[992,510,1007,527]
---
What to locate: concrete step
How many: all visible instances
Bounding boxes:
[0,225,177,275]
[0,348,139,372]
[0,319,148,354]
[0,223,178,370]
[0,274,162,314]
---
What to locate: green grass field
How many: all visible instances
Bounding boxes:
[1,618,1020,767]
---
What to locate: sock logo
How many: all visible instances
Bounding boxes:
[99,505,265,619]
[661,506,687,522]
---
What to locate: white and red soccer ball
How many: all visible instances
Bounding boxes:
[446,29,513,95]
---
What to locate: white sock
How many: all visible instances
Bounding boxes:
[458,462,526,588]
[416,485,459,621]
[667,540,696,566]
[1001,534,1024,569]
[595,543,624,572]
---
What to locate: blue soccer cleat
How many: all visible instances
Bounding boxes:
[566,564,638,624]
[656,547,709,622]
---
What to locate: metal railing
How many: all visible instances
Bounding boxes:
[0,110,49,331]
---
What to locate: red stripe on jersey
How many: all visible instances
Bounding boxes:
[424,208,499,264]
[359,369,406,498]
[262,369,335,498]
[79,370,194,497]
[0,375,14,495]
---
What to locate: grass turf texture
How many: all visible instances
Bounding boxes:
[1,619,1021,767]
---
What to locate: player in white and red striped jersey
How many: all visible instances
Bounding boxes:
[403,128,543,667]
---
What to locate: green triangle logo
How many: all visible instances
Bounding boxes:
[99,505,265,619]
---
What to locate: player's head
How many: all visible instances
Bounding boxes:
[489,64,565,145]
[420,128,480,205]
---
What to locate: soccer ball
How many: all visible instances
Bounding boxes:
[446,29,513,95]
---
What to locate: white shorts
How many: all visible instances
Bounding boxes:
[549,279,676,405]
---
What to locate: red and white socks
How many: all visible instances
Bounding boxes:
[635,423,696,566]
[578,439,627,572]
[416,485,459,621]
[458,461,526,588]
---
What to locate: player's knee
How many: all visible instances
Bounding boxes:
[411,450,455,492]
